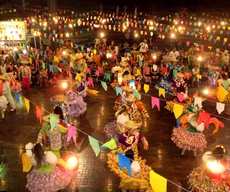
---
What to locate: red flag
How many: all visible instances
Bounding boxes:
[36,106,42,124]
[162,67,168,74]
[184,72,190,80]
[198,111,210,128]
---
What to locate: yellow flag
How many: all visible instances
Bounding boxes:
[216,86,229,102]
[54,56,59,63]
[196,74,202,79]
[216,36,220,41]
[93,49,97,55]
[159,88,165,98]
[144,84,149,93]
[22,153,32,172]
[24,98,30,113]
[224,38,228,42]
[150,170,167,192]
[76,73,82,82]
[29,57,32,64]
[173,103,184,119]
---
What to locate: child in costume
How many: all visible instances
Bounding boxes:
[25,143,76,192]
[171,72,187,95]
[104,105,130,141]
[188,145,230,192]
[171,102,224,156]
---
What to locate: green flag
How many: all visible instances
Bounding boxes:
[88,136,100,156]
[101,81,108,91]
[101,139,117,150]
[50,114,57,131]
[42,62,46,70]
[173,69,178,77]
[133,90,141,100]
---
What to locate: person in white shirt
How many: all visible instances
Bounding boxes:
[139,40,148,53]
[170,47,179,61]
[0,60,7,74]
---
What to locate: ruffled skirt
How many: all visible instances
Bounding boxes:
[188,167,230,192]
[171,127,207,152]
[26,165,73,192]
[107,150,153,191]
[103,121,121,141]
[67,100,87,117]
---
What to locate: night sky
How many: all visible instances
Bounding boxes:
[1,0,230,12]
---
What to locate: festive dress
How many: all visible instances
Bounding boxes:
[65,91,87,117]
[0,95,8,110]
[37,123,67,157]
[107,132,152,191]
[103,113,129,141]
[26,151,74,192]
[171,125,207,152]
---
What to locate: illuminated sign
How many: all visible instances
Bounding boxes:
[0,21,27,41]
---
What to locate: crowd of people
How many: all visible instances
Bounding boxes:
[0,36,230,191]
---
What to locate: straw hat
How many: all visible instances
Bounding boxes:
[42,114,60,123]
[122,86,134,93]
[53,94,67,102]
[177,72,184,78]
[25,142,34,150]
[124,94,136,103]
[124,120,142,129]
[0,74,10,80]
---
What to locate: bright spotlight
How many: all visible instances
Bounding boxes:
[66,156,78,170]
[207,160,225,174]
[203,89,210,95]
[61,81,68,89]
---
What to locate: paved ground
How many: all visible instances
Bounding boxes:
[0,82,230,192]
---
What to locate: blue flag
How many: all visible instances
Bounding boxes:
[115,86,122,96]
[14,92,20,104]
[117,152,131,176]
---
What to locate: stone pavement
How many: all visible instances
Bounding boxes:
[0,83,230,192]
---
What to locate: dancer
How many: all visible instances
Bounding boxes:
[0,91,8,119]
[19,60,31,94]
[0,74,16,111]
[171,72,187,95]
[188,145,230,191]
[171,105,224,156]
[25,143,77,192]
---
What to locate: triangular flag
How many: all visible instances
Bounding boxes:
[173,104,184,119]
[49,65,53,73]
[100,139,117,150]
[151,97,160,111]
[67,125,77,145]
[133,90,141,100]
[222,80,229,90]
[184,72,190,80]
[87,77,94,88]
[24,98,30,113]
[162,67,168,74]
[216,102,225,114]
[177,93,184,102]
[144,84,149,93]
[198,111,210,128]
[59,67,63,72]
[42,62,46,70]
[96,70,100,77]
[115,86,122,96]
[36,105,42,124]
[196,74,202,79]
[88,136,100,156]
[194,96,203,109]
[117,152,131,176]
[87,89,99,96]
[173,69,178,77]
[139,61,143,67]
[50,114,57,131]
[86,67,91,74]
[101,81,108,91]
[159,88,165,98]
[15,92,20,104]
[216,86,228,102]
[22,153,32,172]
[105,73,111,81]
[76,73,82,82]
[150,170,167,192]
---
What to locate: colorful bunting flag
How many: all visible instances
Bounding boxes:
[173,104,184,119]
[100,139,117,150]
[133,90,141,100]
[15,92,20,104]
[24,98,30,113]
[67,124,77,144]
[216,102,225,114]
[216,86,228,102]
[159,88,165,98]
[144,84,149,93]
[198,111,210,128]
[76,73,82,82]
[150,170,167,192]
[115,86,122,96]
[151,97,160,111]
[177,93,184,103]
[117,152,131,176]
[88,136,100,156]
[87,77,94,88]
[101,81,108,91]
